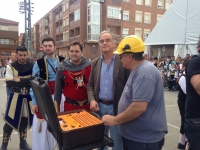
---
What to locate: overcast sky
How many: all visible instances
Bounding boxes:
[0,0,61,34]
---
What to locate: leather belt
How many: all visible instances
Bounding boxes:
[99,99,113,105]
[11,87,30,95]
[186,118,200,125]
[65,97,88,106]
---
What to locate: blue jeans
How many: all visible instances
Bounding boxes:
[122,137,164,150]
[185,118,200,150]
[97,102,123,150]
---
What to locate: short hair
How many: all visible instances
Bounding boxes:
[16,46,28,53]
[183,59,189,67]
[124,52,144,61]
[99,30,116,41]
[42,37,55,46]
[69,42,83,51]
[154,57,158,60]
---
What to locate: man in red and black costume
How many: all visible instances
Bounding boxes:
[54,42,91,112]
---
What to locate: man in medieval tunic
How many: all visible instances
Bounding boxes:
[1,46,33,150]
[30,37,65,150]
[54,42,91,112]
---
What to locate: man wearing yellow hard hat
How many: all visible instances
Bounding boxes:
[102,35,168,150]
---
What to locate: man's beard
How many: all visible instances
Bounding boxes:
[18,59,26,64]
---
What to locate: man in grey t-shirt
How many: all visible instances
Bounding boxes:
[102,35,168,150]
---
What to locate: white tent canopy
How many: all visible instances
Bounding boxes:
[144,0,200,57]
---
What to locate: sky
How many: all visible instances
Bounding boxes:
[0,0,62,34]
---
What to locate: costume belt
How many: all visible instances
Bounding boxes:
[65,97,88,106]
[11,87,30,95]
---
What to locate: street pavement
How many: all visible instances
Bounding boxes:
[0,79,181,150]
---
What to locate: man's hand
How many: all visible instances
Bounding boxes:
[31,105,38,114]
[13,77,20,82]
[90,100,100,112]
[102,115,117,126]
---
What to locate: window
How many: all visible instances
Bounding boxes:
[123,11,129,21]
[0,51,11,56]
[123,28,129,38]
[74,9,80,21]
[50,26,52,33]
[136,0,143,5]
[63,18,66,26]
[50,13,52,21]
[66,32,69,41]
[145,0,151,7]
[135,11,142,22]
[0,39,9,44]
[66,16,69,25]
[143,29,150,40]
[63,32,66,41]
[165,1,171,10]
[66,1,69,10]
[88,24,100,40]
[124,0,130,2]
[158,0,163,9]
[63,3,66,12]
[0,25,9,31]
[88,5,100,23]
[157,14,162,22]
[107,6,121,19]
[144,13,151,24]
[135,28,142,37]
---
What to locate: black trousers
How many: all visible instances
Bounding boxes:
[177,98,186,134]
[168,80,176,90]
[3,117,28,135]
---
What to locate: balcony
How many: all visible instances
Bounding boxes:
[69,20,80,28]
[70,4,74,12]
[0,44,18,50]
[56,27,63,34]
[69,0,80,12]
[70,36,75,40]
[56,14,59,20]
[70,35,80,43]
[108,0,121,6]
[107,18,121,26]
[56,13,62,21]
[113,34,121,43]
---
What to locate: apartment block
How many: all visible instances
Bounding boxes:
[32,0,172,60]
[0,18,19,59]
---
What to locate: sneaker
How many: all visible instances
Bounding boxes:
[177,143,186,149]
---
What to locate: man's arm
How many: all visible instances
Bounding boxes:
[179,76,186,94]
[87,60,100,112]
[190,74,200,95]
[30,62,40,106]
[102,101,148,126]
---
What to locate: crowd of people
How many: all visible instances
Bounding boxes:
[145,54,192,92]
[0,31,200,150]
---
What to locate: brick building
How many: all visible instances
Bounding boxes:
[0,18,19,59]
[33,0,173,59]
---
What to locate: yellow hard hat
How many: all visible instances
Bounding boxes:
[114,35,145,55]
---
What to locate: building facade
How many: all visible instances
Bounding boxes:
[33,0,172,59]
[0,18,19,59]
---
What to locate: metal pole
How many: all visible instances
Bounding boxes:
[24,0,27,48]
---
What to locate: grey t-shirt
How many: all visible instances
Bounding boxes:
[118,61,168,143]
